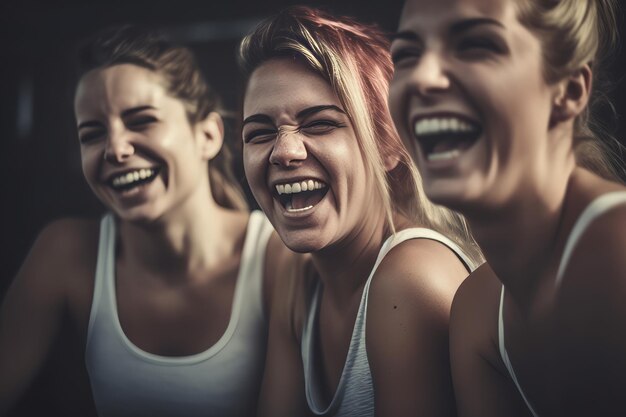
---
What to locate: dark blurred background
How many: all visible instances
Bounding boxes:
[0,0,625,415]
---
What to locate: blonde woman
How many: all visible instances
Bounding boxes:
[240,7,481,417]
[389,0,626,415]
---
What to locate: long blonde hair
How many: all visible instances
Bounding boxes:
[239,6,482,265]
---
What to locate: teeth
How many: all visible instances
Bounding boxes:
[276,179,327,195]
[111,168,155,187]
[286,203,314,212]
[427,149,461,161]
[414,117,475,136]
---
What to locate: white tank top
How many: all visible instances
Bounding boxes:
[301,228,474,416]
[85,211,273,417]
[498,191,626,417]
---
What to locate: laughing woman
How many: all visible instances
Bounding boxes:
[389,0,626,415]
[239,7,482,417]
[0,26,283,417]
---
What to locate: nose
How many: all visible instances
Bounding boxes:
[268,127,307,167]
[103,128,135,163]
[409,51,450,96]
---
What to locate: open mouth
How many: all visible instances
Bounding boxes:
[108,167,160,192]
[274,179,328,213]
[414,117,481,162]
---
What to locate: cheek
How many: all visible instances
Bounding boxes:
[243,147,268,188]
[80,148,99,179]
[388,76,410,135]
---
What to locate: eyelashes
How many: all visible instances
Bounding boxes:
[79,130,105,144]
[391,47,423,66]
[244,120,347,144]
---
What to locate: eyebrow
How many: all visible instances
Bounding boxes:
[121,105,156,117]
[449,18,504,34]
[390,17,504,42]
[242,105,346,127]
[77,105,157,130]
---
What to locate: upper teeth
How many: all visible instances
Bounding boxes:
[111,168,155,187]
[414,117,475,136]
[276,180,326,195]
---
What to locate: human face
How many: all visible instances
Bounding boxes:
[389,0,559,211]
[243,58,376,253]
[74,64,209,223]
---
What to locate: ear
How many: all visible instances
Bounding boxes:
[195,112,224,161]
[550,64,592,126]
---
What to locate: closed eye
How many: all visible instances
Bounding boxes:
[457,37,505,56]
[244,128,277,144]
[300,120,345,136]
[391,46,423,67]
[126,116,158,129]
[79,128,106,144]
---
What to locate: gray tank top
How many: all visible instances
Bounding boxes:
[498,191,626,417]
[302,228,474,416]
[85,211,273,417]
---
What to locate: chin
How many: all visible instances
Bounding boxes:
[276,229,328,254]
[423,177,483,214]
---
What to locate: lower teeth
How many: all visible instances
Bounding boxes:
[286,202,314,212]
[428,149,460,161]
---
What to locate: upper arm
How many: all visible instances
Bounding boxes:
[366,238,469,417]
[258,237,310,417]
[550,206,626,413]
[449,265,533,417]
[0,219,94,414]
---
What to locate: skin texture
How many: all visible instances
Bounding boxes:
[0,64,286,414]
[244,58,470,417]
[389,0,626,415]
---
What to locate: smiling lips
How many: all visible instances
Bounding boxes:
[274,179,328,212]
[413,116,481,162]
[108,167,159,191]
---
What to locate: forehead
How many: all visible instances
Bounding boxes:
[74,64,167,117]
[399,0,517,31]
[243,58,341,119]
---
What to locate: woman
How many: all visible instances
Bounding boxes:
[0,25,283,417]
[240,7,481,417]
[389,0,626,415]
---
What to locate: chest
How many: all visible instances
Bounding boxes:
[115,260,240,357]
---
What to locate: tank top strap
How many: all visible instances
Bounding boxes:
[236,210,274,323]
[302,227,474,416]
[498,286,540,417]
[86,213,116,347]
[556,191,626,287]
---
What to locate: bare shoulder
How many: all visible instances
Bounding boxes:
[557,199,626,321]
[367,237,472,352]
[366,236,471,416]
[559,195,626,300]
[450,263,501,349]
[14,217,99,303]
[548,185,626,412]
[370,237,470,314]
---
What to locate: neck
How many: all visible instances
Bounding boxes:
[310,210,389,305]
[116,186,244,283]
[467,158,576,307]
